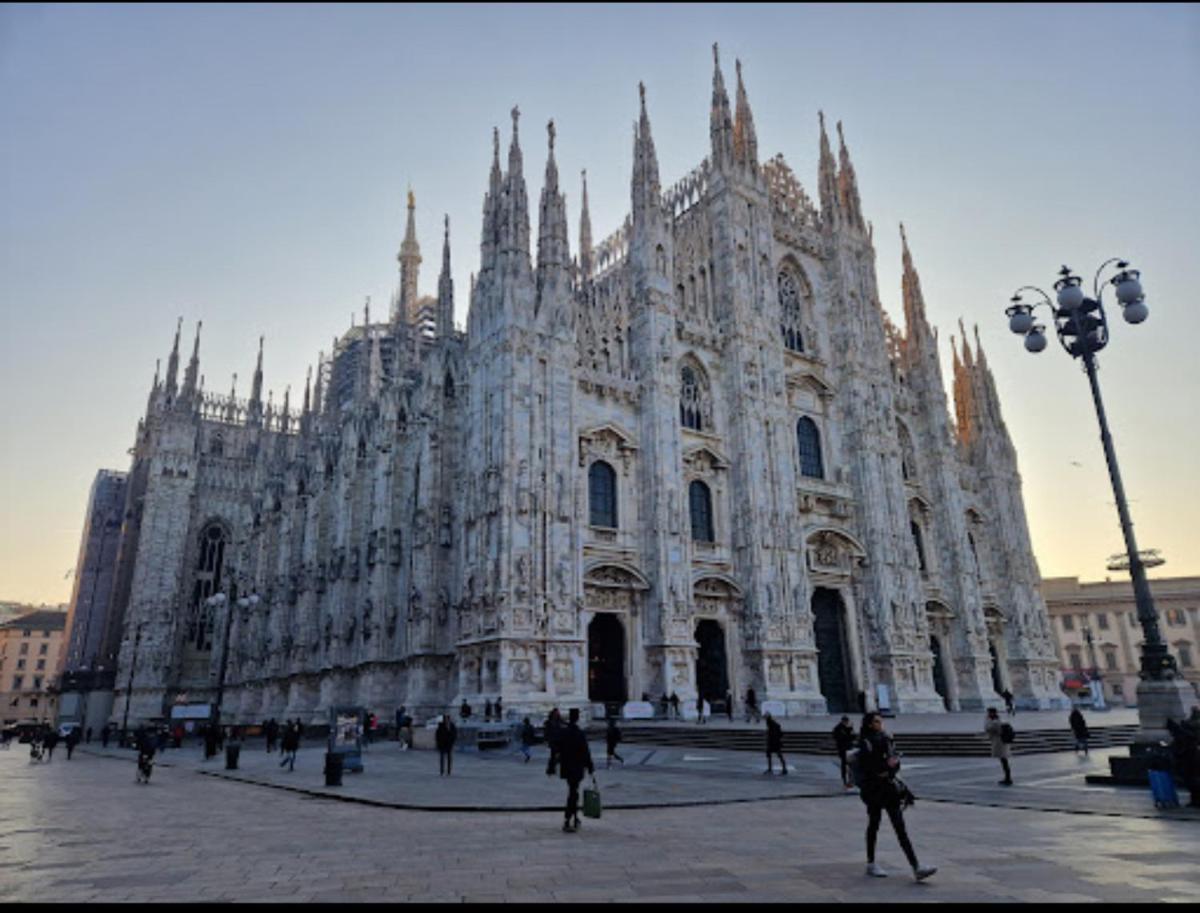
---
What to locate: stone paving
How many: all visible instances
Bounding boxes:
[0,737,1196,903]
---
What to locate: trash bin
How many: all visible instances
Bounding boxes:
[225,743,241,770]
[324,751,344,786]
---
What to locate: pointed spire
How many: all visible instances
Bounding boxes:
[303,365,312,415]
[958,317,974,367]
[312,350,324,415]
[248,334,264,421]
[153,358,160,390]
[437,214,454,338]
[900,223,929,333]
[578,169,593,281]
[818,112,839,228]
[281,384,291,433]
[732,58,758,171]
[397,187,422,323]
[181,321,202,401]
[479,126,503,283]
[632,82,661,220]
[500,105,531,272]
[165,317,182,396]
[836,120,865,231]
[710,43,734,168]
[538,118,570,290]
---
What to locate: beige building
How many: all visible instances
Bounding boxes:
[0,610,67,726]
[1041,576,1200,707]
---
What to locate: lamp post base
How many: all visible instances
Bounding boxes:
[1095,678,1197,785]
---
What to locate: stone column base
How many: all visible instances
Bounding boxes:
[1133,677,1196,744]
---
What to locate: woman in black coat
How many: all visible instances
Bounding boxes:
[858,712,936,881]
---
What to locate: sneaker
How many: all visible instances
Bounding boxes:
[763,769,773,776]
[913,865,937,882]
[866,863,888,878]
[780,769,788,776]
[562,821,574,833]
[999,780,1013,787]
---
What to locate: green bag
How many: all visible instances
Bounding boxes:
[582,778,602,819]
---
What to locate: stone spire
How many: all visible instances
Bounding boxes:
[836,121,865,231]
[397,188,422,324]
[181,321,202,401]
[732,58,758,171]
[436,214,455,338]
[578,169,593,281]
[164,317,182,397]
[818,112,839,229]
[537,119,570,289]
[302,365,312,416]
[501,105,531,270]
[631,82,661,221]
[312,351,324,415]
[248,335,264,422]
[280,384,291,433]
[900,224,931,343]
[709,43,734,169]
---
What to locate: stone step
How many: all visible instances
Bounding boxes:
[593,724,1140,757]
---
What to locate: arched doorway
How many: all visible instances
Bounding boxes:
[588,614,627,703]
[694,620,728,703]
[812,588,853,713]
[930,636,950,710]
[988,641,1005,695]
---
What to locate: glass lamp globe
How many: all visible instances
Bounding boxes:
[1056,282,1085,311]
[1008,309,1034,334]
[1024,329,1048,353]
[1122,301,1149,324]
[1114,274,1143,305]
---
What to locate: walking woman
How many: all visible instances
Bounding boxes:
[857,712,936,881]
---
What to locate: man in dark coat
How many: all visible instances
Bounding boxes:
[832,715,856,788]
[544,708,564,775]
[764,712,787,775]
[42,728,59,762]
[65,727,80,760]
[1069,707,1090,756]
[436,715,457,776]
[558,708,595,832]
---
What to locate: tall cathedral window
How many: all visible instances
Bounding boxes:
[680,360,711,432]
[911,521,928,574]
[796,417,824,479]
[777,264,810,353]
[187,523,228,651]
[588,461,618,529]
[689,480,715,543]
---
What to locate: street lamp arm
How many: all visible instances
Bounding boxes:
[1091,257,1128,300]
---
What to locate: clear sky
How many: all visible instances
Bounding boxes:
[2,3,1198,604]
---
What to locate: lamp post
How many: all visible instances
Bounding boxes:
[209,582,259,729]
[120,621,146,745]
[1005,260,1190,751]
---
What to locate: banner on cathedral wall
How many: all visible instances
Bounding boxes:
[170,703,212,720]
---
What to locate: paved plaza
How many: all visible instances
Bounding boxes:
[1,724,1197,903]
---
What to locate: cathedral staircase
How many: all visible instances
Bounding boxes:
[591,722,1140,758]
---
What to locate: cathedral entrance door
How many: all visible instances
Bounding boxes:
[587,613,627,704]
[930,636,950,710]
[988,641,1005,695]
[812,588,852,714]
[694,620,728,704]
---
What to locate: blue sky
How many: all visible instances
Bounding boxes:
[2,3,1198,602]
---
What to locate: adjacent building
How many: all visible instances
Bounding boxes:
[1041,575,1200,707]
[0,610,67,726]
[99,48,1064,728]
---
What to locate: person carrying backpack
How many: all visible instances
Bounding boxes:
[985,707,1014,785]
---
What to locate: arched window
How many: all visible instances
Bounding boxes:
[778,265,809,353]
[689,480,714,543]
[588,460,618,529]
[796,417,824,479]
[680,360,711,432]
[911,521,927,573]
[187,523,227,651]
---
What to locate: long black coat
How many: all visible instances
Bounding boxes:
[766,718,783,752]
[435,720,457,752]
[557,723,594,782]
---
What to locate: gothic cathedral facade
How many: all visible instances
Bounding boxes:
[109,49,1064,727]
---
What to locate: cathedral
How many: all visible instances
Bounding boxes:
[107,47,1065,728]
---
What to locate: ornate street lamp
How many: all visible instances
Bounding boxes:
[1005,260,1191,758]
[208,584,259,728]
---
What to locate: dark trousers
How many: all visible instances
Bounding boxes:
[439,750,453,776]
[766,749,787,772]
[866,800,918,867]
[838,749,850,785]
[1000,758,1012,783]
[564,775,583,821]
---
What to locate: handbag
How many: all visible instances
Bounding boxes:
[582,777,602,819]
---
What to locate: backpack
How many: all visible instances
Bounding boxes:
[1000,722,1015,744]
[847,747,865,788]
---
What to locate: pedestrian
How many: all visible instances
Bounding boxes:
[745,687,761,723]
[764,712,787,775]
[85,726,93,744]
[1069,707,1090,756]
[544,707,564,775]
[279,720,299,771]
[436,714,457,776]
[858,712,937,881]
[558,707,595,833]
[696,693,706,725]
[1002,688,1016,716]
[101,725,110,748]
[1167,717,1200,808]
[484,699,493,722]
[43,728,58,762]
[65,727,80,760]
[135,726,156,784]
[659,693,669,719]
[519,716,536,763]
[396,706,411,750]
[669,691,680,721]
[985,707,1014,785]
[494,696,503,722]
[460,699,472,722]
[725,689,734,722]
[605,717,624,768]
[832,715,857,789]
[172,724,183,749]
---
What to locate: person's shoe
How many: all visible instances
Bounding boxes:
[573,815,581,829]
[913,865,937,882]
[781,768,788,776]
[562,821,574,833]
[865,863,888,878]
[999,779,1013,786]
[763,769,773,775]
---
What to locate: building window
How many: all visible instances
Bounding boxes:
[1068,652,1082,672]
[1179,644,1194,669]
[38,643,47,656]
[1062,615,1075,632]
[1104,650,1118,672]
[796,417,825,480]
[36,659,45,671]
[910,521,927,574]
[32,676,42,689]
[777,266,808,353]
[1166,608,1187,627]
[1112,682,1124,698]
[689,480,715,543]
[22,630,30,637]
[187,522,228,652]
[679,362,711,432]
[1097,613,1109,631]
[16,659,25,670]
[588,461,618,529]
[19,643,28,655]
